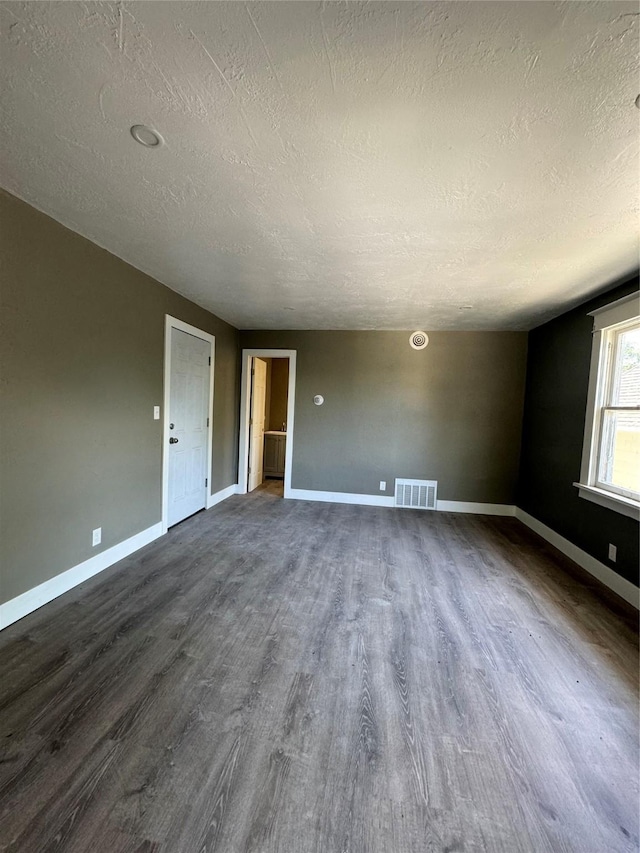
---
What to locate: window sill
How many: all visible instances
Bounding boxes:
[573,483,640,521]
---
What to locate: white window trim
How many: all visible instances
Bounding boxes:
[575,292,640,521]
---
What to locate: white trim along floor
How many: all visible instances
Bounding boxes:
[1,489,637,630]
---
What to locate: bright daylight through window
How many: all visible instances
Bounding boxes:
[597,323,640,497]
[576,294,640,519]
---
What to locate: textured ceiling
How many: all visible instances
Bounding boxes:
[0,1,638,330]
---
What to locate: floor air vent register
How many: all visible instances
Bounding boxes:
[394,479,438,510]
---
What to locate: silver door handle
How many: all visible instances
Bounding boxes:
[169,437,179,444]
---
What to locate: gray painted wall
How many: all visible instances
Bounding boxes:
[6,183,630,612]
[0,190,240,604]
[241,330,527,503]
[518,276,639,586]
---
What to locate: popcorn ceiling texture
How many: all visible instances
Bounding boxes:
[0,1,637,330]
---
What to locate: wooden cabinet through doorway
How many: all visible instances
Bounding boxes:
[264,434,286,478]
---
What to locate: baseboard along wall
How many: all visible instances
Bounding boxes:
[1,483,241,630]
[207,483,241,508]
[288,493,638,608]
[287,488,395,507]
[2,486,636,630]
[287,488,516,516]
[514,508,639,610]
[0,522,164,630]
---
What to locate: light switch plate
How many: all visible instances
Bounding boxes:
[608,543,617,562]
[379,480,386,491]
[92,527,102,547]
[153,406,160,420]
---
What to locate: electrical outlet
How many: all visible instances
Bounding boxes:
[92,527,102,547]
[153,405,160,420]
[608,543,617,562]
[379,480,386,491]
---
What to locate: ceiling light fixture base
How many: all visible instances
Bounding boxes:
[130,125,164,148]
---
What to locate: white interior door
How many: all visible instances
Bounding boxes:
[168,328,211,526]
[248,357,267,491]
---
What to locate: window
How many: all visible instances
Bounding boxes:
[575,293,640,520]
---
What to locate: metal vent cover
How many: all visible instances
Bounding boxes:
[409,331,429,350]
[394,478,437,510]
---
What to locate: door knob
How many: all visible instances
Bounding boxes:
[169,437,179,444]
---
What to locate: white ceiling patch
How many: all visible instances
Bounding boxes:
[0,3,637,330]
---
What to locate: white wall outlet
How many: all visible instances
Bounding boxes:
[379,480,386,491]
[92,527,102,547]
[608,543,617,562]
[153,405,160,420]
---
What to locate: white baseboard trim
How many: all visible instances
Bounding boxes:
[515,508,639,609]
[287,488,515,516]
[207,483,240,509]
[437,501,516,516]
[287,488,395,507]
[0,522,164,631]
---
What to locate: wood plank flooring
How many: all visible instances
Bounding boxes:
[0,485,638,852]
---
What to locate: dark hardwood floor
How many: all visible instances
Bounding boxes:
[0,487,638,852]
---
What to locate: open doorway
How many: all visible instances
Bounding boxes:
[261,357,289,491]
[248,356,289,495]
[238,350,296,498]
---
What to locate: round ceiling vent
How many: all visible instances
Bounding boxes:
[409,331,429,350]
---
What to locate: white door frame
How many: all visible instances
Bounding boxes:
[238,349,296,498]
[162,315,215,534]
